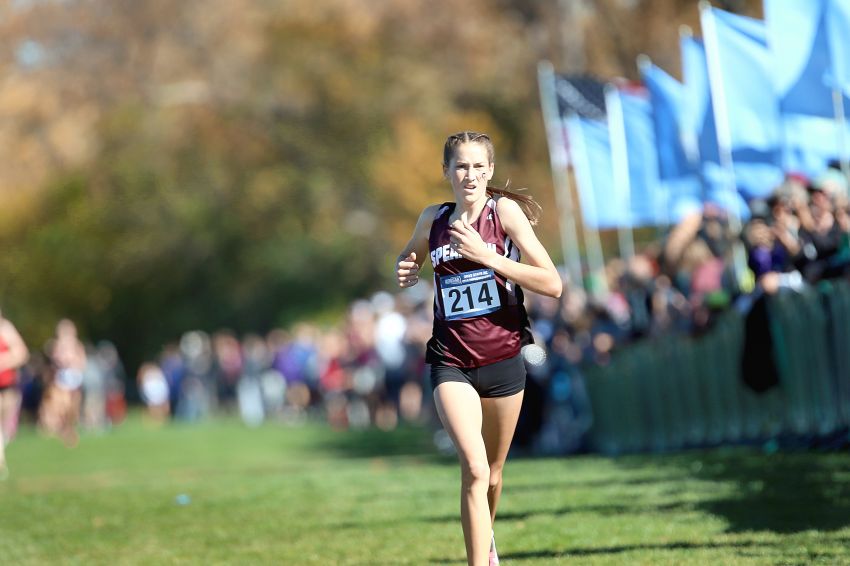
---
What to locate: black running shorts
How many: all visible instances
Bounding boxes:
[430,354,526,398]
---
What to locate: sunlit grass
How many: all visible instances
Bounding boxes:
[1,416,848,564]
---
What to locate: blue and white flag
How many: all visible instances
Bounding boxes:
[765,0,850,117]
[617,87,670,226]
[782,114,850,177]
[826,0,850,96]
[680,35,720,165]
[683,18,782,200]
[566,114,629,230]
[702,161,751,221]
[765,0,850,174]
[710,9,782,153]
[640,62,694,180]
[640,61,703,219]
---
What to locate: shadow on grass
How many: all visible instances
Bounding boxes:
[316,425,444,459]
[327,500,695,531]
[428,539,779,564]
[507,472,687,493]
[500,538,773,560]
[420,499,696,525]
[616,449,850,534]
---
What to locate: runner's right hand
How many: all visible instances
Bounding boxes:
[397,252,420,288]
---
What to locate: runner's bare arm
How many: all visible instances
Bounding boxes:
[448,198,561,298]
[396,204,440,288]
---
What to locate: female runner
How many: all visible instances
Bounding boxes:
[0,308,29,478]
[396,131,562,566]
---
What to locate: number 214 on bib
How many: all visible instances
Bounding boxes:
[440,269,502,320]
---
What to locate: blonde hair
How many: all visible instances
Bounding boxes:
[443,131,542,225]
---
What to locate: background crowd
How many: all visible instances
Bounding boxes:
[2,161,848,460]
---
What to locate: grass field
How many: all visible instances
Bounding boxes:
[1,417,849,565]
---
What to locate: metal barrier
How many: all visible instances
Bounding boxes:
[585,280,850,454]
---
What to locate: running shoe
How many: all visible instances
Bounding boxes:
[489,532,500,565]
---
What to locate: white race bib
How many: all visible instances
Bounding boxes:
[440,269,502,320]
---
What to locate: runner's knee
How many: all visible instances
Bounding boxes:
[488,466,503,491]
[461,459,490,490]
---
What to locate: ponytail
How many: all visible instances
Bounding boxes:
[486,183,542,226]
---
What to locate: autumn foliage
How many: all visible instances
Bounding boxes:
[0,0,759,368]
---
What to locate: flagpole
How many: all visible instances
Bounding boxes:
[699,1,748,283]
[678,25,708,207]
[761,17,793,176]
[605,83,636,260]
[833,88,850,197]
[567,113,609,299]
[826,1,850,191]
[538,60,585,288]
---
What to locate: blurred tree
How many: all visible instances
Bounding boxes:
[0,0,759,371]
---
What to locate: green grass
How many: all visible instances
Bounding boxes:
[1,417,849,565]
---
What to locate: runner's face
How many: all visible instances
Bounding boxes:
[445,142,493,206]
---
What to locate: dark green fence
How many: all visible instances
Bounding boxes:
[584,280,850,454]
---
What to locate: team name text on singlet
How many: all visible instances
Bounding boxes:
[431,242,497,268]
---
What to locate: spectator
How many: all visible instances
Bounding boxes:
[81,343,108,431]
[41,319,87,447]
[137,362,170,424]
[213,330,243,413]
[795,181,843,283]
[373,291,408,427]
[178,330,216,421]
[95,341,127,427]
[744,210,803,295]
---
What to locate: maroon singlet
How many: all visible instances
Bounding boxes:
[426,198,531,368]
